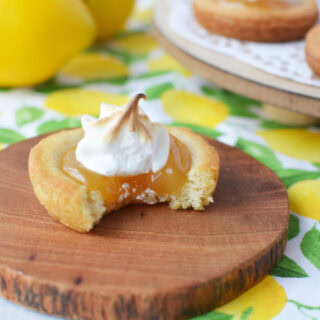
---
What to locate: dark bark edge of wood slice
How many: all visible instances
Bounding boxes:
[0,133,289,320]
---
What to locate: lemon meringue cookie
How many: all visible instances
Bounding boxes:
[29,93,220,232]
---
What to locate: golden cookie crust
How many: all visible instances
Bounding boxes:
[193,0,318,42]
[306,25,320,77]
[29,127,220,232]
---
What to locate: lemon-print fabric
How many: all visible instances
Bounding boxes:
[0,0,319,319]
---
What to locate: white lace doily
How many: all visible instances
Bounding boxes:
[169,0,320,87]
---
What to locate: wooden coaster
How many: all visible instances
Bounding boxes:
[0,135,288,320]
[152,0,320,118]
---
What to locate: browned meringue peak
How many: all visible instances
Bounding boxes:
[93,93,152,143]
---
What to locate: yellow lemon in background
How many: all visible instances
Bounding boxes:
[216,276,286,320]
[162,90,229,127]
[0,0,96,87]
[59,53,129,80]
[257,129,320,162]
[45,88,128,116]
[85,0,135,40]
[149,54,192,77]
[288,180,320,220]
[111,33,158,55]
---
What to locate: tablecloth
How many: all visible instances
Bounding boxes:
[0,0,320,319]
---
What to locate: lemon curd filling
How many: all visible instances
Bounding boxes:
[61,135,191,204]
[217,0,300,9]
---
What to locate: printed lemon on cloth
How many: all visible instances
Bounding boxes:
[131,7,153,24]
[162,90,229,127]
[210,276,287,320]
[59,53,129,80]
[149,54,192,77]
[85,0,135,40]
[110,33,159,55]
[257,129,320,162]
[289,180,320,220]
[0,0,96,87]
[45,89,128,116]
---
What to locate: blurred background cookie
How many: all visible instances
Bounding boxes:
[193,0,319,42]
[306,25,320,77]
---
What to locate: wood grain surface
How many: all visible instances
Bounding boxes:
[152,0,320,118]
[0,135,289,320]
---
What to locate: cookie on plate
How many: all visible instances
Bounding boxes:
[193,0,319,42]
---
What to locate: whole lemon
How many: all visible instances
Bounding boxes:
[0,0,96,87]
[85,0,135,40]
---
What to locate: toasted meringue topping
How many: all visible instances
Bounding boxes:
[76,94,170,176]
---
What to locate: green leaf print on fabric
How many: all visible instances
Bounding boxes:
[104,48,146,65]
[37,118,81,135]
[0,128,25,145]
[170,122,223,139]
[15,107,44,127]
[288,214,300,240]
[33,78,81,93]
[191,308,252,320]
[145,82,175,100]
[191,311,233,320]
[239,307,253,320]
[313,162,320,171]
[271,255,308,278]
[235,138,282,171]
[301,223,320,271]
[276,168,320,189]
[85,76,129,86]
[112,28,149,40]
[261,120,305,130]
[201,86,261,118]
[135,70,171,79]
[0,87,12,92]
